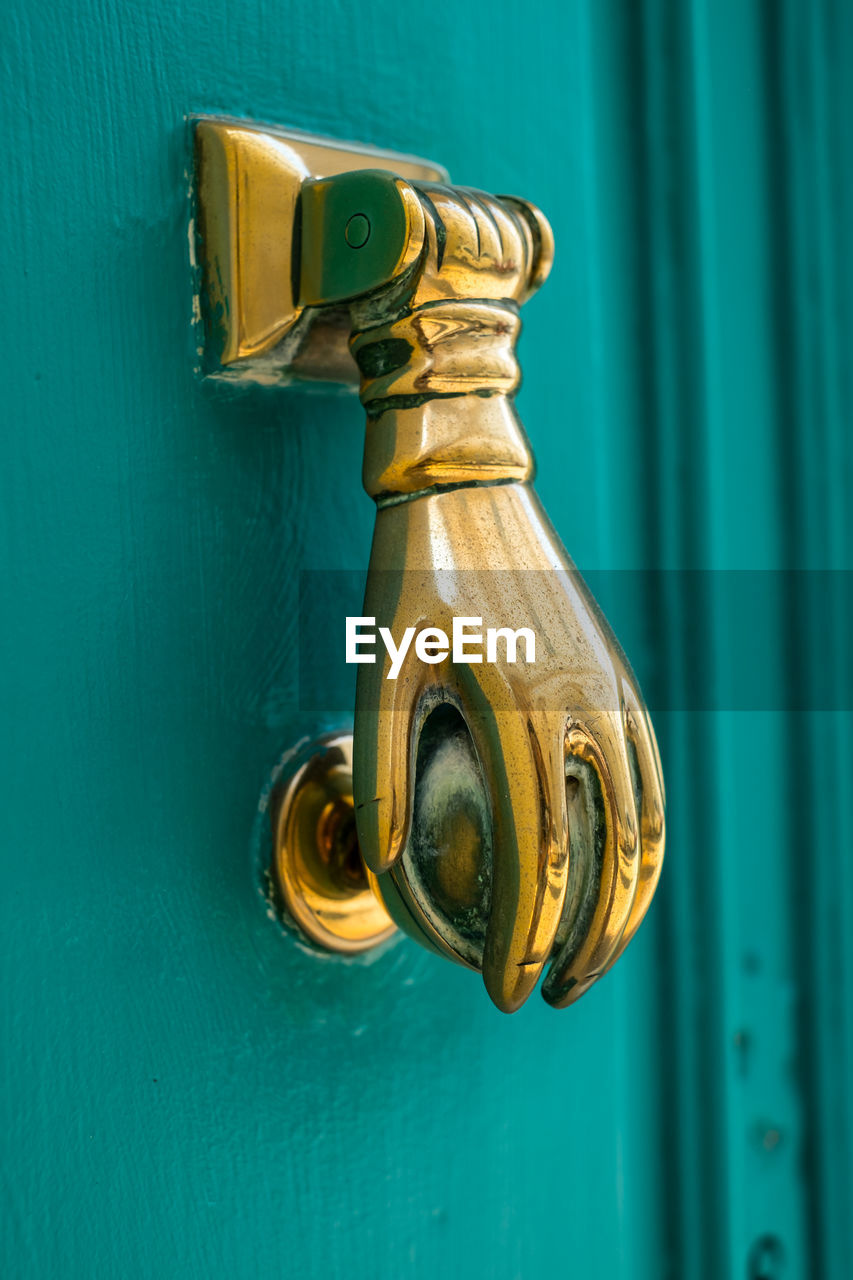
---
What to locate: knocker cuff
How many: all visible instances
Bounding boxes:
[354,301,534,502]
[361,394,535,502]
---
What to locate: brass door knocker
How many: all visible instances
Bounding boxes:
[195,121,665,1013]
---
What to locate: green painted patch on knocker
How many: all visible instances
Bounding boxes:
[298,169,413,307]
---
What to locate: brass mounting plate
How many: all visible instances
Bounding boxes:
[193,117,448,385]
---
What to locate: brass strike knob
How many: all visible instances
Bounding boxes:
[195,123,665,1013]
[271,733,396,955]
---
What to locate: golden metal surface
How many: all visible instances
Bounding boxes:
[198,129,666,1011]
[192,119,446,382]
[355,482,665,1012]
[272,733,397,953]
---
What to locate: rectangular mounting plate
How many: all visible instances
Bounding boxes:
[192,117,448,386]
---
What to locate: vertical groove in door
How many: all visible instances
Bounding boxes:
[685,0,811,1266]
[630,1,729,1275]
[577,5,673,1273]
[770,0,853,1275]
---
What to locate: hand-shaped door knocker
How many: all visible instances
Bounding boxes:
[195,124,665,1013]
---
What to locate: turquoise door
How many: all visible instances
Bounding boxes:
[4,1,851,1277]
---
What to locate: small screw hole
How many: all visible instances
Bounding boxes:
[747,1234,785,1279]
[345,213,371,248]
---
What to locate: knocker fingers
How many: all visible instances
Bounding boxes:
[458,665,569,1013]
[542,713,641,1008]
[353,655,431,876]
[601,680,665,967]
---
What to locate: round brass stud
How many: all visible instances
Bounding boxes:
[272,732,397,954]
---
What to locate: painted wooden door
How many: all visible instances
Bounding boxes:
[4,1,851,1277]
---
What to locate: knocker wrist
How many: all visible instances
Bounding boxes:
[351,299,523,406]
[356,300,535,502]
[361,392,535,503]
